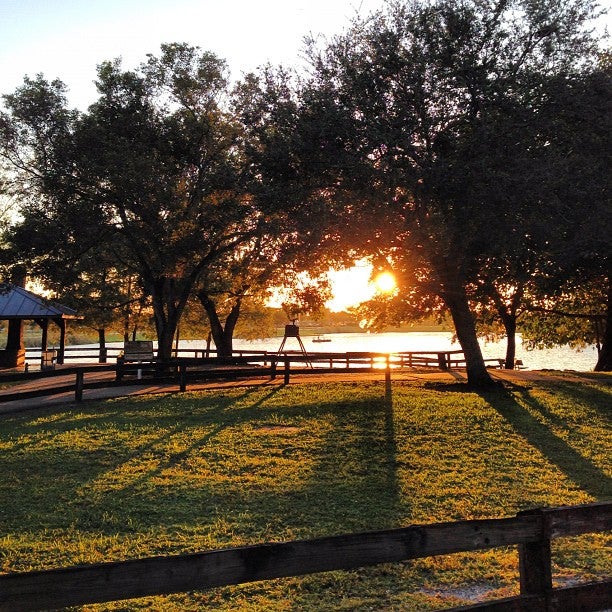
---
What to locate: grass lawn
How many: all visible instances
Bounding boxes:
[0,374,610,610]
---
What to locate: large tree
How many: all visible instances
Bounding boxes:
[273,0,604,386]
[1,44,263,359]
[543,64,612,371]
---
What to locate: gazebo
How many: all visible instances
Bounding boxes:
[0,284,81,368]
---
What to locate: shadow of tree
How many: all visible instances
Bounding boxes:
[0,382,405,540]
[478,386,611,500]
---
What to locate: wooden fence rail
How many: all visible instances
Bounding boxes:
[0,349,519,406]
[24,346,485,368]
[0,502,610,611]
[1,351,466,405]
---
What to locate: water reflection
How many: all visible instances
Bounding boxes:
[65,332,599,372]
[226,332,598,372]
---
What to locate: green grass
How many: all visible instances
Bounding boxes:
[0,376,610,610]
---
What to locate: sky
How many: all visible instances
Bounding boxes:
[0,0,382,110]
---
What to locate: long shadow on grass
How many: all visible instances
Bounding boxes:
[479,386,612,499]
[0,385,273,532]
[62,382,405,537]
[531,380,612,428]
[291,378,402,534]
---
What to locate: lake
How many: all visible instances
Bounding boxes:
[181,331,599,372]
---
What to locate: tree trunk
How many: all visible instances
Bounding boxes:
[156,319,178,361]
[199,292,242,361]
[98,328,107,363]
[594,279,611,371]
[151,297,181,361]
[487,281,523,370]
[441,279,495,388]
[499,313,517,369]
[148,277,191,362]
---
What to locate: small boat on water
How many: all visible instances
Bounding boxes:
[312,335,332,343]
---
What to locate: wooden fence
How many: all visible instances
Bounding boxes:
[0,502,609,611]
[25,345,491,369]
[0,349,509,405]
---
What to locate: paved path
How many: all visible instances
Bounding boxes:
[0,368,449,414]
[0,366,608,416]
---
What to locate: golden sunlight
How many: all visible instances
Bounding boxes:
[373,271,396,294]
[326,264,375,312]
[269,263,397,313]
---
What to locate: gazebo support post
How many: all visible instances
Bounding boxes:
[34,318,49,351]
[56,318,66,364]
[3,319,25,367]
[6,319,23,352]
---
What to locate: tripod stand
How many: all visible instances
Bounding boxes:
[277,322,312,367]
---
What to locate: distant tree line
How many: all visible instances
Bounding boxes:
[0,0,609,386]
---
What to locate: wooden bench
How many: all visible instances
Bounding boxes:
[116,341,156,381]
[40,349,57,371]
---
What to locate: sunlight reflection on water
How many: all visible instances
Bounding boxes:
[189,332,599,372]
[74,332,598,371]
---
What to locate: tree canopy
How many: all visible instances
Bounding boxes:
[240,0,606,384]
[0,2,609,379]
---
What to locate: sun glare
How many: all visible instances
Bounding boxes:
[374,271,396,294]
[269,264,398,313]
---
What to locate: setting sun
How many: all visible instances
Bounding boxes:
[374,271,396,294]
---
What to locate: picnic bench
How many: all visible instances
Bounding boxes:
[116,341,156,381]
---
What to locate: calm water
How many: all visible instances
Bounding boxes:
[184,331,599,372]
[61,331,598,371]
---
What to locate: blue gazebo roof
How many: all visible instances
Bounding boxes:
[0,285,79,320]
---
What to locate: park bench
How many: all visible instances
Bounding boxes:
[40,349,57,371]
[116,341,156,381]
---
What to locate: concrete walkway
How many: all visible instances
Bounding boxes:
[0,366,607,416]
[0,368,445,414]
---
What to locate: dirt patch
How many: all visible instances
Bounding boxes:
[418,582,497,602]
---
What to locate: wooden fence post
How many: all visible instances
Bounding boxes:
[284,358,291,384]
[385,355,391,385]
[270,360,277,380]
[75,370,84,402]
[179,364,187,392]
[518,508,552,609]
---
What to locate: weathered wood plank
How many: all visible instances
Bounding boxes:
[544,502,612,538]
[0,516,539,611]
[122,341,154,362]
[549,580,612,611]
[519,539,552,596]
[447,592,545,611]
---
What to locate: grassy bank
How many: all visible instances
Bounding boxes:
[0,375,610,610]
